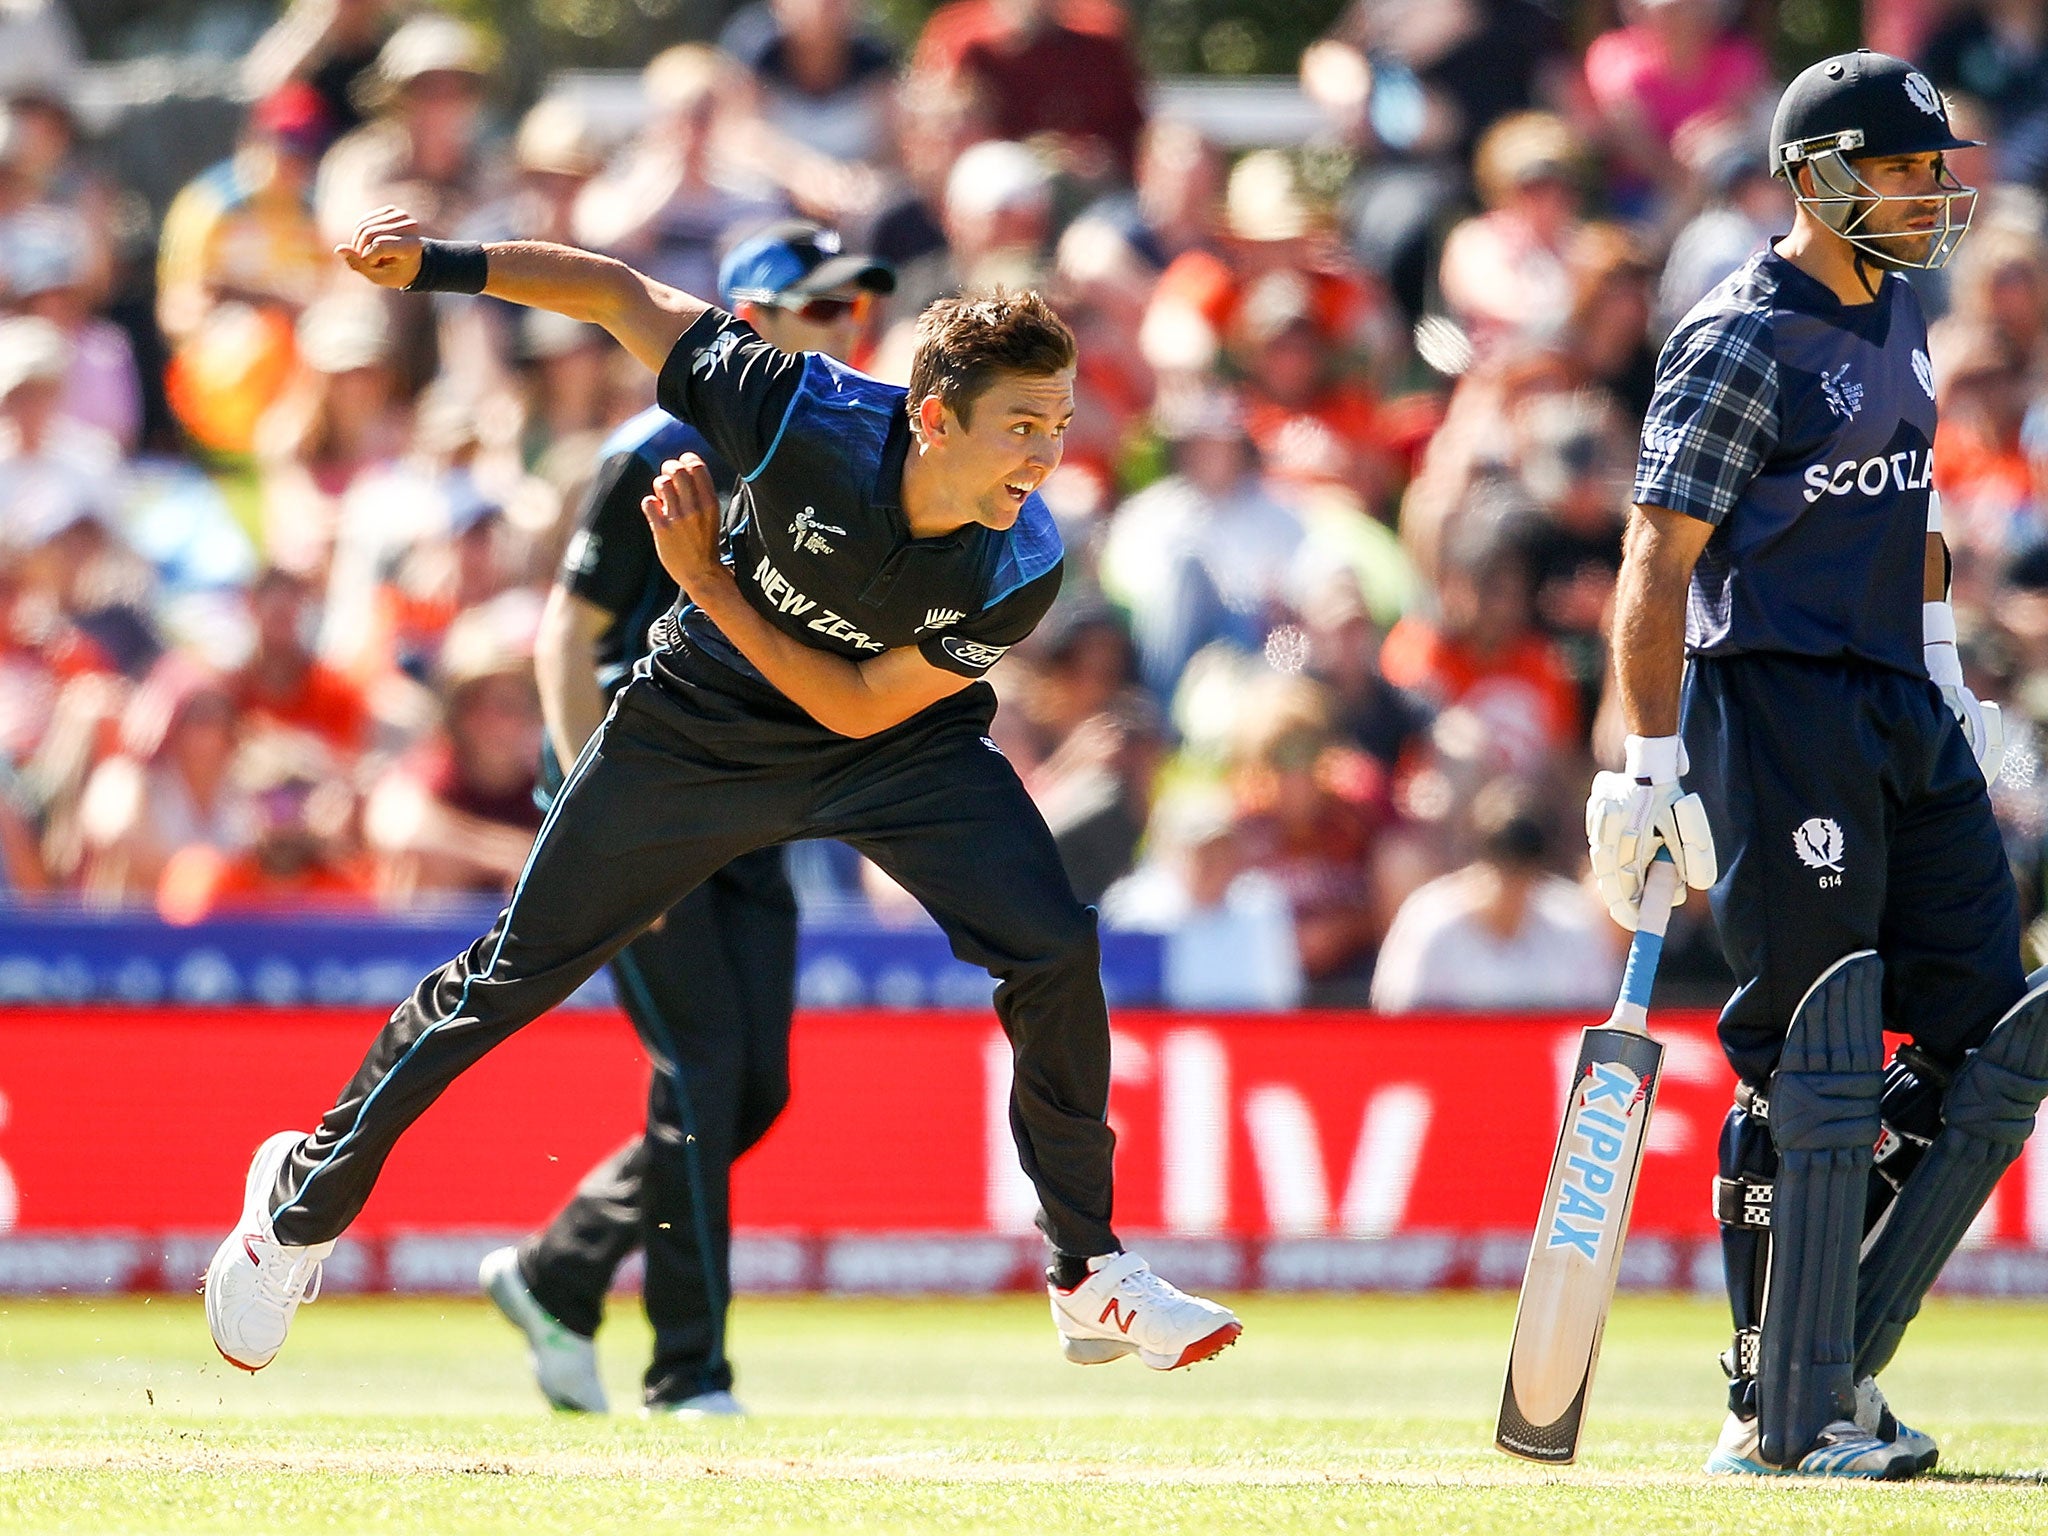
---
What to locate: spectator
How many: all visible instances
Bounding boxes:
[314,13,505,245]
[1581,0,1772,217]
[437,95,611,395]
[1561,222,1658,418]
[244,0,399,152]
[1922,0,2048,190]
[1224,671,1397,1004]
[912,0,1146,184]
[499,97,608,249]
[1931,217,2048,374]
[1101,785,1303,1009]
[725,0,899,164]
[77,656,247,905]
[857,72,989,324]
[1098,387,1306,696]
[1043,215,1158,494]
[1142,149,1392,391]
[721,0,899,225]
[1369,776,1618,1011]
[2,209,142,450]
[1934,324,2035,579]
[0,314,117,550]
[317,378,546,718]
[1380,512,1581,775]
[1514,390,1631,723]
[1656,130,1791,335]
[230,567,372,760]
[157,728,372,925]
[255,289,408,581]
[157,82,332,455]
[1069,117,1225,277]
[1438,112,1587,359]
[1305,0,1575,324]
[574,44,785,301]
[1309,0,1576,171]
[1004,603,1159,903]
[363,591,543,904]
[1298,568,1433,775]
[0,29,116,304]
[942,138,1053,292]
[1233,267,1400,509]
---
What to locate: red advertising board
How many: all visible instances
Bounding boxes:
[2,1007,2044,1293]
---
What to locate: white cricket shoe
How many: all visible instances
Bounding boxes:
[651,1389,746,1418]
[1048,1251,1241,1370]
[204,1131,333,1372]
[479,1246,608,1413]
[1855,1375,1938,1474]
[1705,1412,1921,1479]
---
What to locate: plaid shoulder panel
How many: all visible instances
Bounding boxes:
[1632,304,1779,527]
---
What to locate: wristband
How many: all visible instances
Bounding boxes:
[403,239,489,295]
[1624,733,1682,784]
[1927,490,1943,534]
[1924,602,1965,688]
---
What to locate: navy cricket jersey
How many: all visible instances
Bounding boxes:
[648,308,1064,697]
[559,406,734,696]
[1634,249,1935,676]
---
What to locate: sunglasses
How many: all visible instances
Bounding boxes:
[766,292,872,325]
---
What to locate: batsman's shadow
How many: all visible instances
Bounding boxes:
[1917,1468,2048,1486]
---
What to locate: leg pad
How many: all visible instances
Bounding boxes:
[1856,978,2048,1379]
[1757,952,1885,1467]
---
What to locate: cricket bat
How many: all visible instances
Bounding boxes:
[1494,852,1678,1464]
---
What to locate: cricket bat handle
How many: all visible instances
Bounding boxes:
[1608,852,1679,1034]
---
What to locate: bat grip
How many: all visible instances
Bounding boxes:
[1613,852,1678,1029]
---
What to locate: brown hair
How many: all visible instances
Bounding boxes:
[907,288,1077,430]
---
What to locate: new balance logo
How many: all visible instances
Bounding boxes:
[919,608,964,632]
[1099,1298,1137,1335]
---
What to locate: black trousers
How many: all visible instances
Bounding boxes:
[517,842,795,1405]
[1681,652,2025,1083]
[269,650,1119,1264]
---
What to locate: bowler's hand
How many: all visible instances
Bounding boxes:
[642,455,727,600]
[336,206,426,289]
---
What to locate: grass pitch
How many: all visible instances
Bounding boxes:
[2,1291,2045,1533]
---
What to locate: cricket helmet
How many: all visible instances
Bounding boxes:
[1770,50,1981,270]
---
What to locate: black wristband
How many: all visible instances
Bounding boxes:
[404,239,489,295]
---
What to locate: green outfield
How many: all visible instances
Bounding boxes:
[2,1291,2045,1533]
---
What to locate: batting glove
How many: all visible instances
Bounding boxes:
[1586,734,1718,932]
[1925,601,2004,783]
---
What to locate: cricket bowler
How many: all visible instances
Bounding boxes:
[477,222,893,1418]
[205,208,1240,1378]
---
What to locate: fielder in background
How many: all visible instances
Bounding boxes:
[1591,50,2048,1479]
[477,222,894,1418]
[206,202,1240,1382]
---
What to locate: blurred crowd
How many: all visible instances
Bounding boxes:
[11,0,2048,1009]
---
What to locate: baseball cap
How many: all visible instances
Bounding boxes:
[0,209,85,299]
[718,220,894,309]
[251,80,331,158]
[0,312,68,398]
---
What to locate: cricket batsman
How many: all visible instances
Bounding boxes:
[1591,51,2048,1477]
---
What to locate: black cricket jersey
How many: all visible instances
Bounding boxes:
[648,308,1065,705]
[560,406,735,696]
[1634,250,1935,676]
